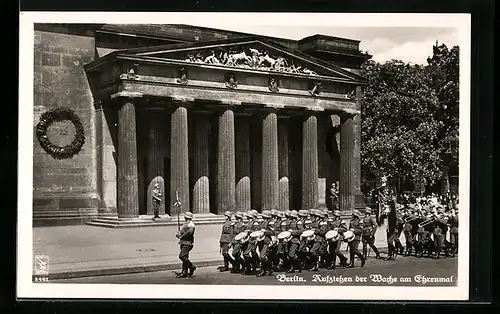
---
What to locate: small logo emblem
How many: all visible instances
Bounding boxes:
[34,255,49,276]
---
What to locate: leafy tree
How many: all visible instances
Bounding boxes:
[360,43,460,190]
[360,59,442,186]
[426,43,460,168]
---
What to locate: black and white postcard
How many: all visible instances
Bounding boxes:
[18,12,471,300]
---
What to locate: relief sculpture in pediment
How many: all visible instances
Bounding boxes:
[181,46,319,76]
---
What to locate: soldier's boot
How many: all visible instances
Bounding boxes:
[231,259,240,273]
[362,245,368,260]
[176,262,189,278]
[347,251,355,268]
[219,257,230,272]
[266,261,274,276]
[188,262,196,277]
[286,259,296,273]
[309,258,319,272]
[295,259,303,273]
[327,255,337,270]
[242,260,251,275]
[339,254,348,267]
[358,252,366,267]
[449,244,456,258]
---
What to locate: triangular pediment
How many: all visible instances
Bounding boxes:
[117,37,364,81]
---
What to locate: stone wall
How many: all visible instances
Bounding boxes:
[33,27,99,224]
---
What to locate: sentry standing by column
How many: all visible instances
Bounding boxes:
[152,183,162,221]
[175,212,196,278]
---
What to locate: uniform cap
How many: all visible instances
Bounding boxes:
[290,210,299,218]
[334,210,341,217]
[262,211,272,218]
[251,209,258,215]
[184,212,194,219]
[247,212,255,219]
[224,211,232,218]
[352,210,362,217]
[364,207,372,214]
[235,212,243,219]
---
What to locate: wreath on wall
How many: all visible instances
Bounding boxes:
[35,107,85,159]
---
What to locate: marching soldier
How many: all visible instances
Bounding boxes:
[231,212,246,273]
[361,207,380,259]
[394,205,406,255]
[241,211,257,274]
[348,210,366,267]
[402,208,418,256]
[175,212,196,278]
[152,183,162,220]
[277,211,290,270]
[219,211,235,272]
[448,205,459,257]
[287,210,302,273]
[433,209,448,259]
[327,211,348,269]
[256,211,275,276]
[297,210,309,265]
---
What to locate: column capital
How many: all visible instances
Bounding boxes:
[110,91,144,99]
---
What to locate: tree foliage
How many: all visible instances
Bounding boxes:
[360,43,459,186]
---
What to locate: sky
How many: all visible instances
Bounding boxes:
[185,24,459,65]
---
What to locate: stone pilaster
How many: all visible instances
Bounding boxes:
[278,117,290,211]
[117,101,139,218]
[235,114,251,212]
[146,110,165,215]
[192,112,211,213]
[302,113,319,210]
[339,113,355,212]
[261,110,279,211]
[217,108,236,213]
[353,86,365,209]
[170,106,190,215]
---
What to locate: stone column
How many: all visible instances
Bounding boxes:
[339,113,355,212]
[146,110,165,215]
[278,117,290,211]
[235,114,251,212]
[217,108,236,213]
[170,105,190,215]
[192,112,211,213]
[117,101,139,218]
[302,113,319,210]
[261,110,279,211]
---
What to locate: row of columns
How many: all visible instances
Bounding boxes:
[116,100,358,218]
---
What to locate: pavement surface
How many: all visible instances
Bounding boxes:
[53,255,458,286]
[34,221,407,279]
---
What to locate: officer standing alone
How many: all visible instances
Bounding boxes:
[175,212,196,278]
[152,183,162,221]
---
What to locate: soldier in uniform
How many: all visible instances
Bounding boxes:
[152,183,162,220]
[348,210,366,267]
[269,210,281,270]
[448,206,459,257]
[276,211,290,270]
[394,206,406,255]
[433,210,448,259]
[175,212,196,278]
[231,212,246,273]
[287,210,302,273]
[402,208,418,256]
[256,211,275,276]
[296,210,309,267]
[219,211,235,272]
[327,211,348,269]
[361,207,380,259]
[310,211,328,270]
[241,211,257,274]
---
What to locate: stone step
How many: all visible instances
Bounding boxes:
[86,213,226,228]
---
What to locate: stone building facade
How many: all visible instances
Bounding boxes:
[33,24,371,226]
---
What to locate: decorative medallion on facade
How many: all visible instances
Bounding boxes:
[177,67,188,84]
[181,46,320,76]
[268,77,279,93]
[119,62,139,80]
[225,73,238,89]
[309,81,322,96]
[35,107,86,160]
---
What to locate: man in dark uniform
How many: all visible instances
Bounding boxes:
[394,206,406,255]
[361,207,380,259]
[402,208,418,256]
[219,211,235,272]
[308,211,328,271]
[269,210,281,270]
[296,210,309,267]
[327,211,348,269]
[448,206,459,257]
[433,210,448,259]
[287,210,302,273]
[348,210,366,267]
[175,212,196,278]
[231,212,246,273]
[256,210,275,276]
[152,183,162,220]
[276,211,290,270]
[242,211,257,274]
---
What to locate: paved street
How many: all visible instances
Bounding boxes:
[54,255,457,286]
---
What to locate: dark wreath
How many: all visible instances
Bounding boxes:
[35,107,85,159]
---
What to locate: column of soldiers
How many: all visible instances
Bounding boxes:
[218,208,375,276]
[217,197,459,276]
